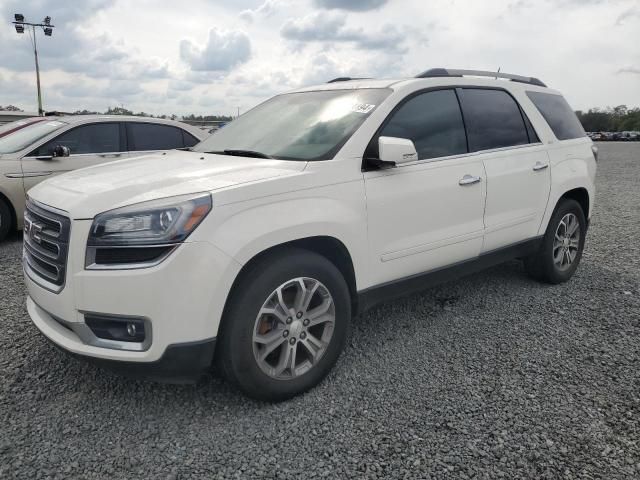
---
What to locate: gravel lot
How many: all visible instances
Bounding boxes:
[1,142,639,479]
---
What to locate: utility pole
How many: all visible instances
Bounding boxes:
[12,14,55,116]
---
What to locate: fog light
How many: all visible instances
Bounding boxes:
[85,314,146,343]
[126,323,137,337]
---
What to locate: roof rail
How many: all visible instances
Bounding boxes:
[327,77,369,83]
[415,68,547,88]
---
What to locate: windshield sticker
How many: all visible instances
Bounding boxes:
[352,103,376,114]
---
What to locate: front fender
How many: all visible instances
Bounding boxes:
[196,187,369,290]
[0,167,25,230]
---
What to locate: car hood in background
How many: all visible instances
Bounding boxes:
[27,150,308,218]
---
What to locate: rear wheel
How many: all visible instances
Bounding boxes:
[218,248,351,401]
[525,198,587,284]
[0,199,13,242]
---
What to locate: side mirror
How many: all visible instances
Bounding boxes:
[52,145,70,158]
[379,136,418,165]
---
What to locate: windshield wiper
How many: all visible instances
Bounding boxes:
[205,149,273,159]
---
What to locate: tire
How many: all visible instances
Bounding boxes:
[525,198,587,284]
[218,248,351,401]
[0,199,13,242]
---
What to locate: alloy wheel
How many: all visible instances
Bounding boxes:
[553,213,581,271]
[252,277,335,380]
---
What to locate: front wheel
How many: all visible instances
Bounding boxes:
[218,248,351,401]
[525,198,587,284]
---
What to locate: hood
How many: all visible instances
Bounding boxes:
[28,150,307,218]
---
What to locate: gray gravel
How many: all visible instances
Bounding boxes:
[1,142,639,479]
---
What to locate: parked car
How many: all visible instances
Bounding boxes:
[23,69,597,401]
[0,116,207,240]
[619,131,640,141]
[0,117,46,139]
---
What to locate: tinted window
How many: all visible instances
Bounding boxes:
[459,89,529,151]
[33,123,120,156]
[182,130,199,147]
[526,91,585,140]
[379,89,467,160]
[128,123,184,151]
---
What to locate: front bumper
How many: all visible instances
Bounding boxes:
[24,218,241,380]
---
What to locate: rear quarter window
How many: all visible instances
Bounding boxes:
[127,123,185,151]
[526,91,585,141]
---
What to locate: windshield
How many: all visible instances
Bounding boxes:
[0,120,67,154]
[0,118,45,138]
[193,88,391,160]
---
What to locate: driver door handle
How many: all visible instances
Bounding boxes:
[533,162,549,171]
[459,174,481,186]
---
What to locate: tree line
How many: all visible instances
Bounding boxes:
[0,105,233,122]
[575,106,639,132]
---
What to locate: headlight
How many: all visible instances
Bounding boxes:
[88,193,212,247]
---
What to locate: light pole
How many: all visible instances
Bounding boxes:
[12,14,55,116]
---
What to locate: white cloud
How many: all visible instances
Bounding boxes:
[313,0,388,11]
[618,66,640,75]
[0,0,638,115]
[180,28,252,72]
[281,12,409,53]
[615,6,640,25]
[239,0,283,23]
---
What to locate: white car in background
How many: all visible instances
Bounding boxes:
[23,69,597,401]
[0,116,207,241]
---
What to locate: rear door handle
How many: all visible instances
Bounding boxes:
[459,174,481,186]
[533,162,549,171]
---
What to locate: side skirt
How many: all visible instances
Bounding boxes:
[356,237,543,314]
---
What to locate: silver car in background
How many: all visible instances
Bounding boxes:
[0,116,208,240]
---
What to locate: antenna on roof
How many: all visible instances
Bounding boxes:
[495,67,501,80]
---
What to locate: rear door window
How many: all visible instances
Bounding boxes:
[526,91,585,140]
[459,88,529,152]
[378,89,467,160]
[32,123,121,156]
[127,123,185,151]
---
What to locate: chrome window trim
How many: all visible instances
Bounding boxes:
[392,141,545,169]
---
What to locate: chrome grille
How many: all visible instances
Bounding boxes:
[23,199,71,290]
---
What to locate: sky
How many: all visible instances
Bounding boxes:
[0,0,638,116]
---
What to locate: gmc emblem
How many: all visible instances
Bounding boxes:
[24,218,45,244]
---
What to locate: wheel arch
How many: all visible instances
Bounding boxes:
[220,236,359,332]
[559,187,590,220]
[0,190,17,233]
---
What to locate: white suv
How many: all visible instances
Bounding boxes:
[23,69,597,401]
